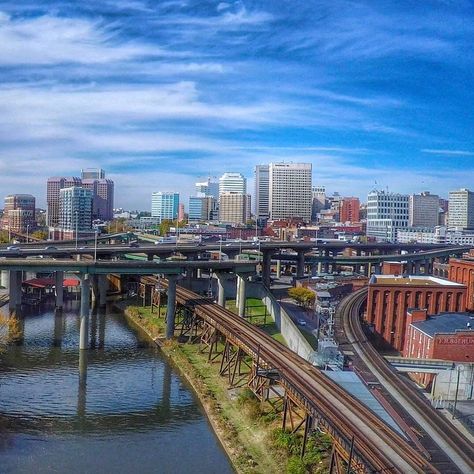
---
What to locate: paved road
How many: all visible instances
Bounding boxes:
[279,298,320,332]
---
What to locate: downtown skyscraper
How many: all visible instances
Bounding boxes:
[268,163,312,221]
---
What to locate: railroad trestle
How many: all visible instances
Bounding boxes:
[172,297,374,473]
[137,277,436,474]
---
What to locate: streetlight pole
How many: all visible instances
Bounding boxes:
[219,235,222,261]
[26,224,29,243]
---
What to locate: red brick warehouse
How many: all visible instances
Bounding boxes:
[366,275,466,351]
[449,255,474,311]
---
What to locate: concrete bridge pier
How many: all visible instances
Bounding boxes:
[237,274,247,318]
[296,251,305,278]
[235,273,241,310]
[276,260,281,279]
[262,251,272,287]
[311,263,318,277]
[55,271,64,311]
[9,270,22,312]
[79,274,90,350]
[1,270,9,290]
[414,261,421,275]
[98,274,108,307]
[215,272,228,307]
[165,275,177,339]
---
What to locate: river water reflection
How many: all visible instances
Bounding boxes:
[0,302,234,473]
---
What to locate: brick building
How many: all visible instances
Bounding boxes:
[449,255,474,311]
[340,197,360,223]
[366,275,466,351]
[403,309,474,386]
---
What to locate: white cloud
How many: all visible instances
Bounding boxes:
[0,12,171,65]
[421,148,474,156]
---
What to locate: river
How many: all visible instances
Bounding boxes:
[0,301,234,473]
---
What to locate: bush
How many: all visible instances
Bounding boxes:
[287,456,306,474]
[272,429,301,456]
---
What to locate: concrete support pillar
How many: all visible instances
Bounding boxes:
[196,268,202,279]
[79,274,90,350]
[237,274,247,318]
[276,260,281,279]
[414,261,421,275]
[90,275,98,305]
[262,251,272,288]
[9,270,22,311]
[1,270,9,289]
[55,271,64,310]
[165,275,177,339]
[297,251,305,278]
[215,272,227,307]
[98,274,108,307]
[311,263,318,277]
[235,274,241,309]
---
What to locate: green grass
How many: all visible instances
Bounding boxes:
[226,298,286,345]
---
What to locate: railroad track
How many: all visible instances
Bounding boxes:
[146,277,438,473]
[338,288,474,474]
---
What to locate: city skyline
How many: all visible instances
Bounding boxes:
[1,1,474,208]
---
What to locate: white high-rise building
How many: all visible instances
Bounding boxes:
[255,164,270,221]
[366,190,409,242]
[196,178,219,199]
[151,192,179,222]
[269,163,312,221]
[409,192,440,228]
[448,188,474,230]
[219,172,246,195]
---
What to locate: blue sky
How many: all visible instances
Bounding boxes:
[1,0,473,209]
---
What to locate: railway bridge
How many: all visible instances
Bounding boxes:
[143,280,440,473]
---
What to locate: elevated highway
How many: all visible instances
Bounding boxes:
[337,289,474,473]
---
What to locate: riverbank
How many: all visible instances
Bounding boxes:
[117,298,331,474]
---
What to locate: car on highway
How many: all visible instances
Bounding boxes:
[130,242,140,248]
[297,319,307,326]
[6,246,20,251]
[44,246,57,250]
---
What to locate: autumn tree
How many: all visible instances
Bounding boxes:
[288,287,315,309]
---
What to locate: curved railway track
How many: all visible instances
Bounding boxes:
[147,277,439,473]
[339,288,474,474]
